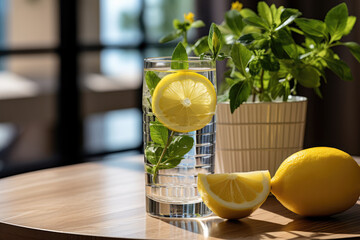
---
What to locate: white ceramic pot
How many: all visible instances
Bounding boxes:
[216,96,307,176]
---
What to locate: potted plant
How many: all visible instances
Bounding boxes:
[160,2,360,176]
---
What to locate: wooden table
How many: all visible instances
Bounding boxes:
[0,155,360,240]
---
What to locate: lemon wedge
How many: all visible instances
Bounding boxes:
[198,171,271,219]
[152,71,216,133]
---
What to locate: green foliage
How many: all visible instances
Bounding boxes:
[160,2,360,113]
[145,45,194,182]
[171,42,189,69]
[145,71,161,96]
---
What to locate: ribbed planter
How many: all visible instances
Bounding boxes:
[216,96,307,176]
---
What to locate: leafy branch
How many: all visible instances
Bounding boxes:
[160,2,360,113]
[144,43,194,183]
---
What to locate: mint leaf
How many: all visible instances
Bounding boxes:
[208,23,223,60]
[343,16,356,36]
[159,30,182,43]
[294,18,326,38]
[171,42,188,69]
[167,135,194,158]
[225,10,244,36]
[324,57,353,81]
[238,33,263,46]
[293,65,320,88]
[249,59,261,76]
[150,121,168,147]
[190,20,205,28]
[270,82,284,100]
[231,43,253,76]
[325,3,348,42]
[145,165,154,174]
[243,16,269,30]
[145,143,164,165]
[271,5,283,25]
[276,9,301,31]
[145,71,161,96]
[259,55,280,72]
[258,1,272,27]
[193,36,210,56]
[343,42,360,63]
[158,157,183,170]
[240,8,257,18]
[229,81,251,113]
[271,29,297,59]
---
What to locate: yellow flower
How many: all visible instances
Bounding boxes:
[231,1,243,11]
[184,12,195,23]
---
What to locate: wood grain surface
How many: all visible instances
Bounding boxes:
[0,155,359,240]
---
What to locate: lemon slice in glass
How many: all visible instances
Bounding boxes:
[198,171,271,219]
[152,71,216,133]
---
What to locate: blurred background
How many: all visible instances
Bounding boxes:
[0,0,359,177]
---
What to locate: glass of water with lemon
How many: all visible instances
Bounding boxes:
[143,56,216,218]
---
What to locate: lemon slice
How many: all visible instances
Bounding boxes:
[198,171,271,219]
[152,71,216,133]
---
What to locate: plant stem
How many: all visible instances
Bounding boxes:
[259,69,265,94]
[182,32,188,47]
[152,131,175,184]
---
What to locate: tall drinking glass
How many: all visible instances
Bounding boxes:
[143,57,216,218]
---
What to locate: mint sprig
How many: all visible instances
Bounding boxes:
[144,42,194,183]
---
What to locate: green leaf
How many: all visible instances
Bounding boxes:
[193,36,210,56]
[272,5,284,25]
[283,81,291,101]
[249,59,261,76]
[293,65,320,88]
[314,87,323,99]
[150,121,168,147]
[343,16,356,36]
[229,81,251,113]
[217,93,229,103]
[271,29,297,59]
[190,20,205,28]
[225,10,244,36]
[270,82,284,99]
[208,23,223,59]
[158,157,183,170]
[294,18,326,38]
[171,42,189,69]
[145,71,161,96]
[280,8,301,23]
[167,135,194,158]
[275,10,301,31]
[159,31,182,43]
[243,16,269,30]
[145,143,164,165]
[323,57,353,81]
[259,55,280,71]
[240,8,257,18]
[145,165,154,174]
[325,3,348,42]
[343,42,360,63]
[257,1,272,27]
[230,43,253,76]
[238,33,263,45]
[173,19,182,29]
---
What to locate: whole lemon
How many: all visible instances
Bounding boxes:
[271,147,360,216]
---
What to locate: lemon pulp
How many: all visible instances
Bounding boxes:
[198,171,271,219]
[152,71,216,133]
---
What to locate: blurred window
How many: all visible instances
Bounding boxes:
[0,0,195,176]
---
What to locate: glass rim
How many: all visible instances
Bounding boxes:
[144,56,213,63]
